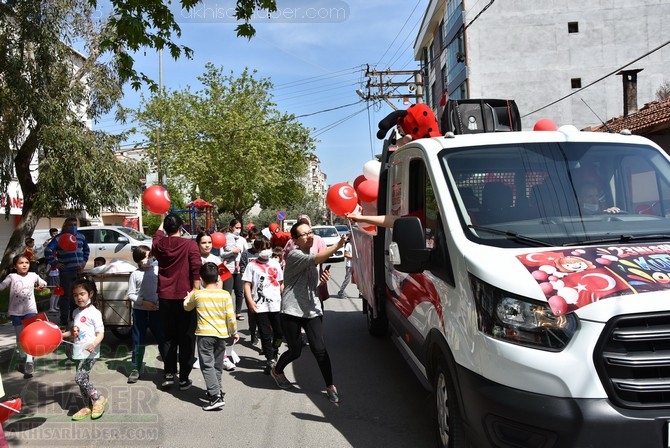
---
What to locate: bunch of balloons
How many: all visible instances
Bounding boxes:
[142,185,171,215]
[324,158,382,234]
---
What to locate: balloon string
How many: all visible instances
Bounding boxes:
[60,340,74,345]
[0,401,19,413]
[348,219,359,260]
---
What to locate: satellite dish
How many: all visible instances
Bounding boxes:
[408,83,417,92]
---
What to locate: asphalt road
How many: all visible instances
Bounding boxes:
[0,262,435,447]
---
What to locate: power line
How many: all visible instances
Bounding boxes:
[522,38,670,117]
[375,0,423,69]
[117,99,365,150]
[271,66,363,91]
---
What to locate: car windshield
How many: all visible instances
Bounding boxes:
[313,227,339,238]
[335,225,349,233]
[119,227,151,241]
[442,140,670,247]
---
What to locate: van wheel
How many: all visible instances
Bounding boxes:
[111,326,132,339]
[433,354,467,448]
[366,300,388,337]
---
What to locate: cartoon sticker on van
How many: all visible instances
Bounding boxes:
[518,244,670,316]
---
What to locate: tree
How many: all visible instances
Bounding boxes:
[96,0,278,90]
[135,64,315,223]
[0,1,147,274]
[0,0,278,275]
[656,80,670,101]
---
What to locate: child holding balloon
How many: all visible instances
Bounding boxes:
[61,278,107,420]
[0,254,46,379]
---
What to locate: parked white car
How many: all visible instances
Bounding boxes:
[311,225,344,260]
[77,226,153,269]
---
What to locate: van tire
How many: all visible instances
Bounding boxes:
[433,353,467,448]
[366,299,388,337]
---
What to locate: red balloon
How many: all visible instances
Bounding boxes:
[57,233,78,251]
[326,182,359,217]
[356,179,379,203]
[353,174,366,191]
[533,118,558,131]
[0,398,21,423]
[211,232,227,249]
[142,185,171,215]
[19,320,63,357]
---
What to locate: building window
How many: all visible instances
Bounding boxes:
[568,22,579,33]
[571,78,582,89]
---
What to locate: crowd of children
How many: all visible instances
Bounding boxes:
[0,216,352,420]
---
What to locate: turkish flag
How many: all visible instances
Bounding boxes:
[439,90,447,107]
[560,268,630,308]
[218,263,232,283]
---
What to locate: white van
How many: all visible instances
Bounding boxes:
[352,121,670,447]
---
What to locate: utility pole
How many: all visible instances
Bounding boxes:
[356,65,424,108]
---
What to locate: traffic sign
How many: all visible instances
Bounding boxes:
[276,210,286,221]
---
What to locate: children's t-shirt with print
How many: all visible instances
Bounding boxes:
[0,272,46,316]
[241,258,283,313]
[72,306,104,359]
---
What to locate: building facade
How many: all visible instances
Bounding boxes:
[415,0,670,130]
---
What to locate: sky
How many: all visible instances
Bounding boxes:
[93,0,429,187]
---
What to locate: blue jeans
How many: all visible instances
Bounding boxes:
[131,309,165,371]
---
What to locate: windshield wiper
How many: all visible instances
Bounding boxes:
[467,225,555,247]
[563,234,670,247]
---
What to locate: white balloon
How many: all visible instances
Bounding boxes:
[363,160,381,181]
[558,124,579,134]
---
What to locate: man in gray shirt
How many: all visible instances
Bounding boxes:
[270,221,346,404]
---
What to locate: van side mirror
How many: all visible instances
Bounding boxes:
[392,216,430,273]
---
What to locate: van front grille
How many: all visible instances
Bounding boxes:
[594,313,670,409]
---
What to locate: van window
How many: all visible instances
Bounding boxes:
[408,158,454,285]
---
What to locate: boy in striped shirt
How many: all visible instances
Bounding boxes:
[184,262,239,411]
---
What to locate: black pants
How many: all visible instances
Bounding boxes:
[233,273,244,315]
[255,311,282,363]
[159,299,196,382]
[275,314,333,387]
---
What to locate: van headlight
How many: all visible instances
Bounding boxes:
[470,274,578,351]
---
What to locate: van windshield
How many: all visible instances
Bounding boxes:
[442,141,670,247]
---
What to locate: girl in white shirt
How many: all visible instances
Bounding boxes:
[62,278,107,421]
[0,254,46,378]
